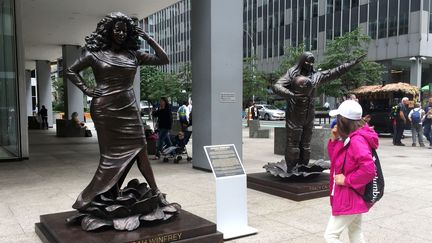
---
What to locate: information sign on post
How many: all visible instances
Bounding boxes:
[204,144,257,240]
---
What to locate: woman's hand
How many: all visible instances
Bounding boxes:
[85,87,102,98]
[335,174,345,186]
[330,125,339,141]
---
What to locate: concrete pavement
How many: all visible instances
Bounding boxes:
[0,126,431,242]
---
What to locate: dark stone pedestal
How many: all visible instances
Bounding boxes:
[247,172,330,201]
[274,126,330,161]
[35,210,223,243]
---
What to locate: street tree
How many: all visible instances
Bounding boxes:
[140,66,182,104]
[318,28,384,97]
[243,57,268,105]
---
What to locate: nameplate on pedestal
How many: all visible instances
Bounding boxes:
[128,232,183,243]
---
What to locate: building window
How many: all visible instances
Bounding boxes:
[327,0,334,14]
[343,0,350,10]
[369,1,378,39]
[411,0,421,12]
[430,6,432,33]
[369,21,377,39]
[352,0,359,8]
[312,0,319,17]
[342,8,350,34]
[430,12,432,33]
[378,0,388,39]
[388,15,397,37]
[334,12,341,37]
[351,5,359,30]
[399,0,409,35]
[335,0,342,12]
[0,0,20,159]
[326,13,333,40]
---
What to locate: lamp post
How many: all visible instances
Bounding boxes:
[243,29,256,103]
[409,56,426,100]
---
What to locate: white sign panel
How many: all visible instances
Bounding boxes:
[204,145,244,178]
[204,144,257,240]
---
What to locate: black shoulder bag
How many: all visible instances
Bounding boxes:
[342,146,384,205]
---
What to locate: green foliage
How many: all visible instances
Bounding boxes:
[243,57,269,104]
[140,66,184,104]
[177,62,192,94]
[51,77,64,112]
[82,68,96,88]
[318,28,385,97]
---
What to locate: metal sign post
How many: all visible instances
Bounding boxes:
[204,144,257,240]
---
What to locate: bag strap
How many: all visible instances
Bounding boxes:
[341,148,347,174]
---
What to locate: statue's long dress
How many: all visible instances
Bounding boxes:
[69,49,159,210]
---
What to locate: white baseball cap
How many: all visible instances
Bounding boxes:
[329,100,363,120]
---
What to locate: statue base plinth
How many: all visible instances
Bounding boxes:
[35,210,223,243]
[247,172,330,201]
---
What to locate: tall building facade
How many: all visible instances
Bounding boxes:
[145,0,432,87]
[143,0,191,73]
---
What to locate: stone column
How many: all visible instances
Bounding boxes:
[410,57,422,89]
[36,60,53,127]
[25,70,32,116]
[62,45,84,121]
[191,0,243,170]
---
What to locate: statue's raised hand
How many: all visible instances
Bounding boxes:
[136,27,150,41]
[354,53,367,64]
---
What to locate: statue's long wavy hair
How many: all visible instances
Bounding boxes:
[85,12,140,52]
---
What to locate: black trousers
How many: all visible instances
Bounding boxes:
[41,116,48,129]
[394,121,405,145]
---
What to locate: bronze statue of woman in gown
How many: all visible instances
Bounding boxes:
[65,12,179,231]
[268,52,364,175]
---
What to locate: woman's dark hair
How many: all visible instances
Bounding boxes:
[336,115,365,139]
[160,97,170,109]
[85,12,140,52]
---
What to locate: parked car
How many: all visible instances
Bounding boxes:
[140,100,153,118]
[256,104,285,120]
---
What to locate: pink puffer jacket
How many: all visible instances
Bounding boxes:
[327,125,378,216]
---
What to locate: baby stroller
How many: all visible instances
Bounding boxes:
[161,132,192,163]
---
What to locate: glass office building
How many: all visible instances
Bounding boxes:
[145,0,432,85]
[0,0,21,160]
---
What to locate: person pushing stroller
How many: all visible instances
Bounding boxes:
[161,131,192,163]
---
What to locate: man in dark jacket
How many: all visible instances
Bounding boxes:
[153,97,173,159]
[39,105,48,129]
[393,97,409,146]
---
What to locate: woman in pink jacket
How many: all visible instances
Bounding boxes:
[324,100,378,243]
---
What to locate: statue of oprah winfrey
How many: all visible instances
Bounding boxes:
[65,12,179,231]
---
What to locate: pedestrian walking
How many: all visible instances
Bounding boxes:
[325,100,377,243]
[250,103,259,120]
[153,97,173,160]
[393,97,409,146]
[423,97,432,148]
[178,100,192,145]
[408,102,425,147]
[39,105,48,129]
